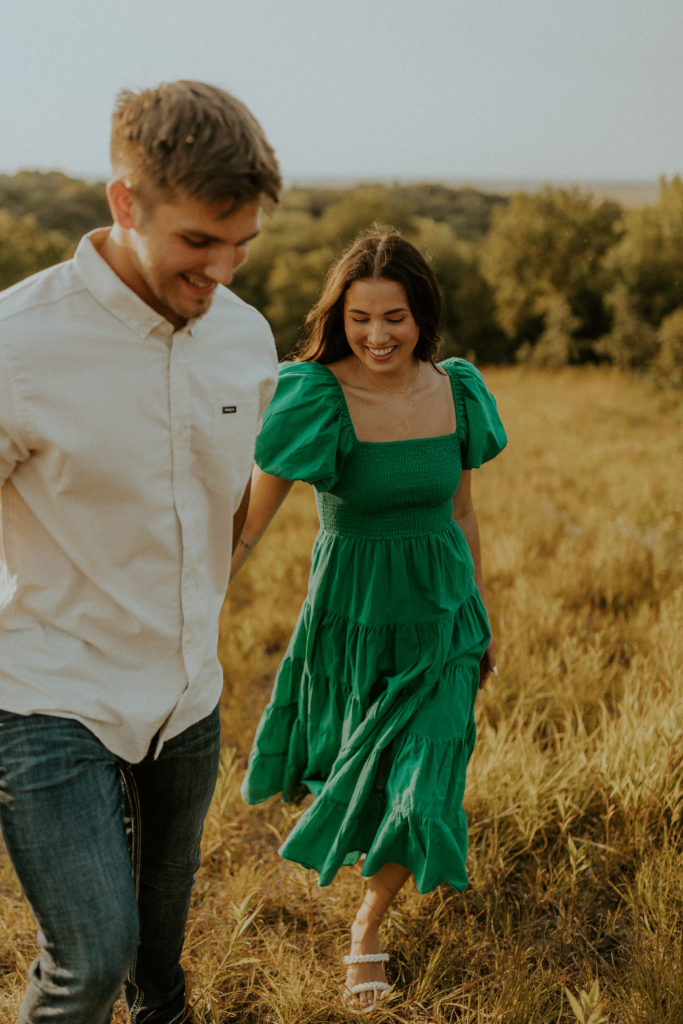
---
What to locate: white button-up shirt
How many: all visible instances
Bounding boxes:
[0,230,277,761]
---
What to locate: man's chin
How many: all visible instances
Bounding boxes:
[172,295,215,326]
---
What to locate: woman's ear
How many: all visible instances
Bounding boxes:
[106,179,137,230]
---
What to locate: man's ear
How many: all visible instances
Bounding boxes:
[106,180,137,230]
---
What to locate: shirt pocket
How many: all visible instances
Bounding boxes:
[193,397,261,503]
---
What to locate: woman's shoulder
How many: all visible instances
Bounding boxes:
[274,359,344,396]
[272,359,343,397]
[279,359,321,374]
[261,359,351,434]
[439,356,486,386]
[278,358,337,378]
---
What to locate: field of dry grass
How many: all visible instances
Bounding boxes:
[1,367,681,1023]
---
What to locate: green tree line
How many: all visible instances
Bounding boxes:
[1,170,681,384]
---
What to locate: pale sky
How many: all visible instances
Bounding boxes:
[2,0,681,185]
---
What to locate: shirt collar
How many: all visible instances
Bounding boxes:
[74,229,196,341]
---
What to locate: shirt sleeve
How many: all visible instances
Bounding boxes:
[444,358,507,469]
[0,351,30,485]
[254,362,355,490]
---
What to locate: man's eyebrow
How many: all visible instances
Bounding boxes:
[180,228,261,245]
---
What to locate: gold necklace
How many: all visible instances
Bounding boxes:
[353,360,422,396]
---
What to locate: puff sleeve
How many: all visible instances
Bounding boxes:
[443,358,507,469]
[254,361,355,490]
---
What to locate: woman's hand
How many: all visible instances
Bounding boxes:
[479,637,497,688]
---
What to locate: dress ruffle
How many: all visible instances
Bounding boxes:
[242,586,489,891]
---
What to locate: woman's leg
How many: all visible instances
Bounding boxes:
[345,861,411,1011]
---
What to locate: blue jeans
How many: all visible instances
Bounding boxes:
[0,705,221,1024]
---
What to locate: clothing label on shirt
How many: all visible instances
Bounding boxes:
[222,406,237,414]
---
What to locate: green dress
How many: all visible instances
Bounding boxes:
[241,357,507,893]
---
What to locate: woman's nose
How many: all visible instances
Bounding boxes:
[368,320,388,342]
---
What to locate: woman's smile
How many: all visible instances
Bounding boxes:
[366,344,398,360]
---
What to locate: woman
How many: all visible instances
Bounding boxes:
[231,227,507,1012]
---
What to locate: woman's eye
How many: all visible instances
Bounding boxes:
[386,318,405,324]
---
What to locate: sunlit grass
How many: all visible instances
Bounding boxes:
[1,367,681,1022]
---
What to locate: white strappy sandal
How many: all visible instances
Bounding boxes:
[343,952,391,1014]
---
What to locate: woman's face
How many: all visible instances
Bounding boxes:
[342,277,420,376]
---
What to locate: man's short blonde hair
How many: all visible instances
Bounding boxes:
[110,80,281,210]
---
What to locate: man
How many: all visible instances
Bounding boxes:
[0,81,281,1023]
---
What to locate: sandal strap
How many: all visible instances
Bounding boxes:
[344,953,390,964]
[347,981,391,995]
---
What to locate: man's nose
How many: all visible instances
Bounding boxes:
[202,248,237,286]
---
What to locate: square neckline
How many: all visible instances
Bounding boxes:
[318,361,460,447]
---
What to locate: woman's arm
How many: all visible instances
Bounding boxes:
[230,465,295,579]
[231,478,252,555]
[452,470,497,687]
